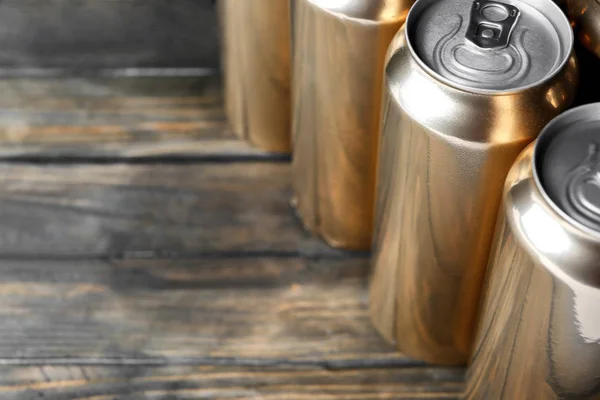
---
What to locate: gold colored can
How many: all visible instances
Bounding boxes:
[291,0,411,250]
[568,1,600,106]
[218,0,292,153]
[568,0,600,58]
[466,104,600,399]
[369,0,577,365]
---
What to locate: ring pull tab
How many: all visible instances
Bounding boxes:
[466,1,520,49]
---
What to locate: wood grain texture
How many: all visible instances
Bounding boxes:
[0,0,219,71]
[0,365,463,399]
[0,76,280,160]
[0,162,343,258]
[0,257,396,363]
[0,257,464,398]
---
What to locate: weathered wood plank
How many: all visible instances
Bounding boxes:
[0,257,395,363]
[0,162,341,257]
[0,365,463,399]
[0,76,279,160]
[0,0,219,71]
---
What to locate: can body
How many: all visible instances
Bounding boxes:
[369,0,578,365]
[218,0,291,153]
[291,0,411,250]
[568,0,600,105]
[572,40,600,106]
[466,106,600,399]
[568,0,600,58]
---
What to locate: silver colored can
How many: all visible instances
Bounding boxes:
[466,104,600,399]
[291,0,412,250]
[369,0,578,365]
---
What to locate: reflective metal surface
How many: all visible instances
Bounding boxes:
[369,0,577,365]
[412,0,572,91]
[466,106,600,398]
[218,0,291,153]
[537,107,600,231]
[291,0,411,250]
[465,1,521,50]
[568,0,600,58]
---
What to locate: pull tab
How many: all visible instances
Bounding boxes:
[466,1,520,49]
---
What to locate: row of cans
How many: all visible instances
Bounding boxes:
[218,0,600,398]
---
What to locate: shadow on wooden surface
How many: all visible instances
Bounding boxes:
[0,0,219,71]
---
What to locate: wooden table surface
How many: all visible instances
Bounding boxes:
[0,75,464,399]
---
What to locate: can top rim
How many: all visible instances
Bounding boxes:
[533,103,600,239]
[306,0,409,23]
[404,0,574,95]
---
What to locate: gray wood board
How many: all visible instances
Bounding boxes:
[0,76,281,160]
[0,257,397,364]
[0,162,347,258]
[0,0,219,71]
[0,365,463,399]
[0,257,464,397]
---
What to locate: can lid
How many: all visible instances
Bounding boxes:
[406,0,572,92]
[535,104,600,234]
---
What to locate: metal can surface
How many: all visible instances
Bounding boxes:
[465,104,600,399]
[369,0,577,365]
[568,0,600,106]
[218,0,291,153]
[291,0,412,250]
[568,0,600,58]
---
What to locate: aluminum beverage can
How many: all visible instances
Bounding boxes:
[466,104,600,399]
[291,0,412,250]
[567,1,600,106]
[369,0,578,364]
[568,0,600,58]
[218,0,292,153]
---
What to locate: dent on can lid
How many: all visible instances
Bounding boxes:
[536,104,600,233]
[407,0,572,92]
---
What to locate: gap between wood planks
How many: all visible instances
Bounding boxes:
[0,365,464,399]
[0,153,291,164]
[0,357,434,369]
[0,251,369,263]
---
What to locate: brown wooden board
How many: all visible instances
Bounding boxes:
[0,366,463,399]
[0,258,392,363]
[0,76,281,160]
[0,162,342,258]
[0,0,219,71]
[0,257,463,398]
